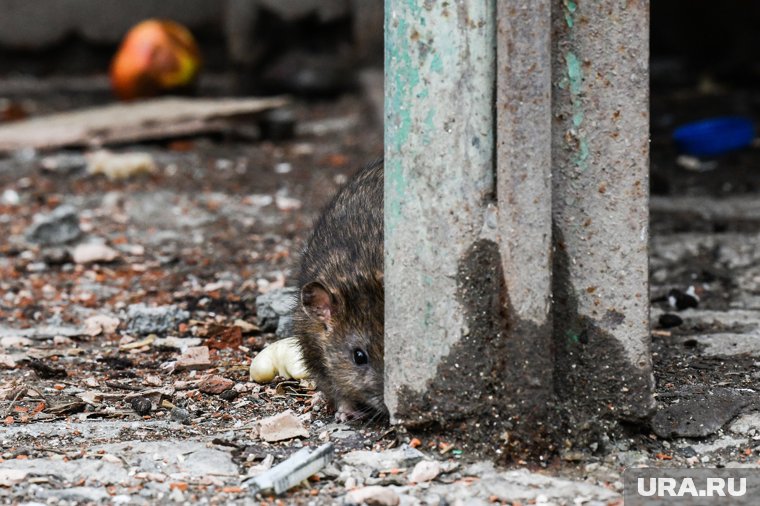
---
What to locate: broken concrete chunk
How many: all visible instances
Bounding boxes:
[342,446,425,470]
[257,410,309,442]
[256,287,297,335]
[650,389,752,438]
[25,205,81,246]
[83,315,120,336]
[175,346,211,371]
[126,304,190,335]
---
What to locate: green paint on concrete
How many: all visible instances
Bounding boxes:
[563,0,577,28]
[572,110,584,128]
[578,139,589,163]
[565,52,582,95]
[430,53,443,74]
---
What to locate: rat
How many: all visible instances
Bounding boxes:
[293,159,386,422]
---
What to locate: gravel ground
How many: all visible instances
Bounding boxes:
[1,76,760,505]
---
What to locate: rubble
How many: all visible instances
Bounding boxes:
[257,410,309,442]
[126,304,190,335]
[255,286,297,336]
[25,205,81,245]
[72,241,119,264]
[174,346,212,371]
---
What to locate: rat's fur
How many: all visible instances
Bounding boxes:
[294,160,386,421]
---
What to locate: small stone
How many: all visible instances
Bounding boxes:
[126,304,190,335]
[175,346,212,371]
[130,396,152,416]
[1,189,19,205]
[345,486,400,506]
[170,407,190,423]
[25,205,81,246]
[83,315,121,336]
[409,460,441,484]
[257,410,309,442]
[72,242,119,264]
[198,375,234,395]
[255,287,297,334]
[219,389,239,401]
[658,313,683,329]
[0,353,17,369]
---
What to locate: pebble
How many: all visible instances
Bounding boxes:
[198,375,234,395]
[344,485,400,506]
[219,389,239,401]
[658,313,683,329]
[25,205,81,246]
[170,407,190,423]
[72,242,119,264]
[130,397,152,416]
[409,460,441,484]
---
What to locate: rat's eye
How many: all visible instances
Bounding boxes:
[353,348,368,366]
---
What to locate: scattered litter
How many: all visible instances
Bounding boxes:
[667,287,699,311]
[119,334,157,351]
[256,410,309,442]
[86,150,157,180]
[673,116,755,157]
[250,337,308,383]
[110,19,201,101]
[676,155,718,173]
[245,442,334,495]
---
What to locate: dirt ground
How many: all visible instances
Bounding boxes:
[1,75,760,505]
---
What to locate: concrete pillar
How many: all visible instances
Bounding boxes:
[495,0,555,447]
[384,0,654,453]
[550,0,654,419]
[384,0,497,425]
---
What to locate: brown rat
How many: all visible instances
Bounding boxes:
[294,159,385,422]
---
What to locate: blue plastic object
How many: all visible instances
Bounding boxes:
[673,117,755,157]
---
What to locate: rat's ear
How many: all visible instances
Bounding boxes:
[301,281,335,324]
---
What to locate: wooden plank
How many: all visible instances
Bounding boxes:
[0,96,287,152]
